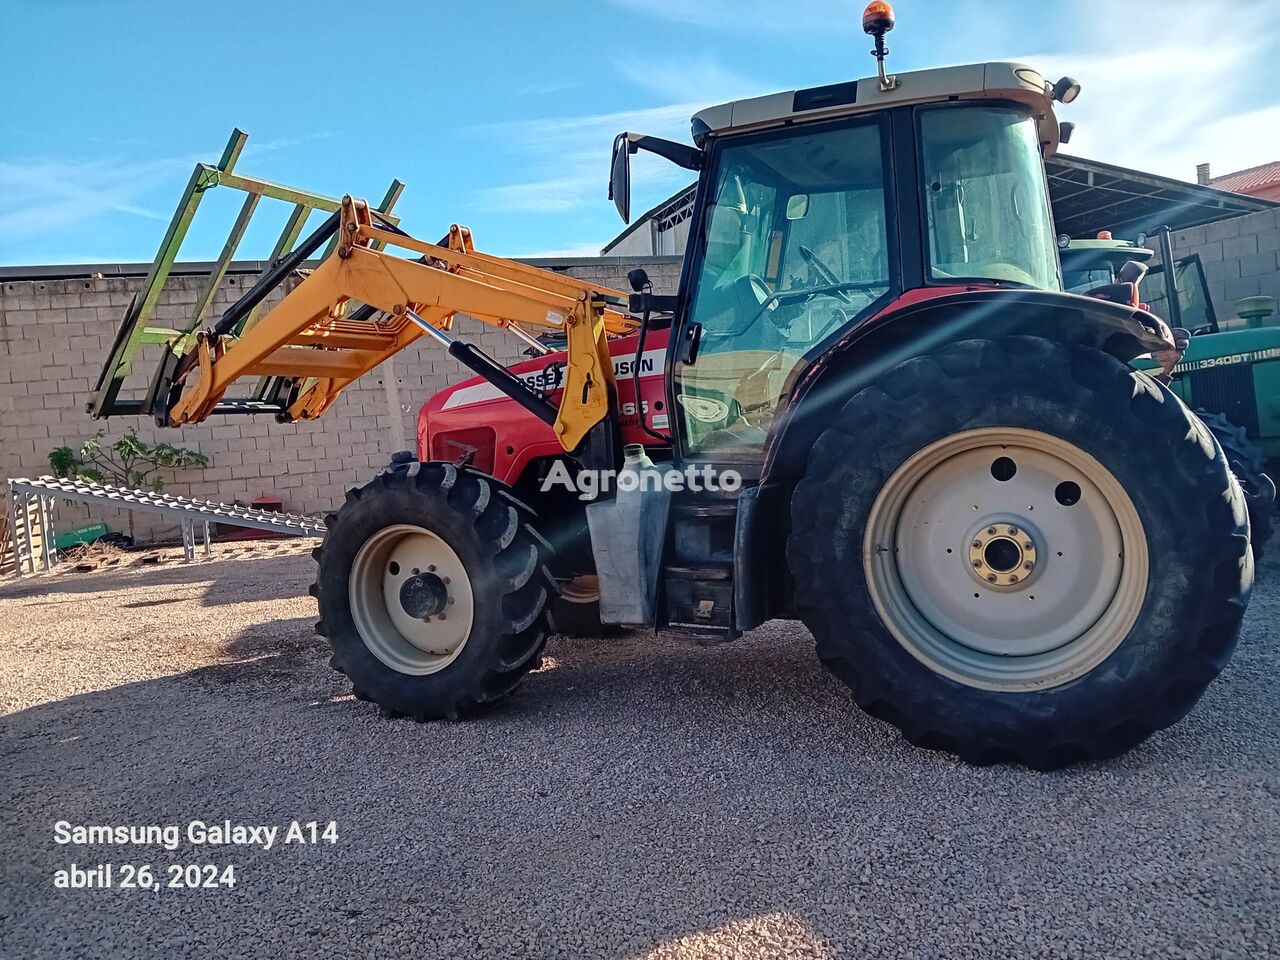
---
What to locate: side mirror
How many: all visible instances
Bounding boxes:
[609,133,632,223]
[786,194,810,220]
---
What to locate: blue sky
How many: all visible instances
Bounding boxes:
[2,0,1277,265]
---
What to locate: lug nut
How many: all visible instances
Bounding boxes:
[443,577,451,585]
[973,540,982,549]
[1008,525,1019,535]
[1009,575,1020,584]
[1024,542,1034,550]
[1023,561,1034,570]
[972,559,982,568]
[987,526,997,535]
[428,565,436,572]
[986,574,997,583]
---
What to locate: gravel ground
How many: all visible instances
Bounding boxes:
[1,539,1277,959]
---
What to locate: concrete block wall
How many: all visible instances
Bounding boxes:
[1148,207,1280,321]
[0,255,682,544]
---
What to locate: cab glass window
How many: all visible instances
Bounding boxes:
[919,105,1060,290]
[676,121,890,456]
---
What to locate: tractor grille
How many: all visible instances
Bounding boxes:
[1188,365,1260,437]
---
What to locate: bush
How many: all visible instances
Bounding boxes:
[48,429,210,543]
[49,428,208,492]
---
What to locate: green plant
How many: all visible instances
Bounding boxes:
[50,428,209,492]
[48,429,209,542]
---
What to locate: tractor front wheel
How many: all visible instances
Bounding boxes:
[312,462,555,719]
[788,337,1252,769]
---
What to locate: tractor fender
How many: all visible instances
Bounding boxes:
[760,288,1174,489]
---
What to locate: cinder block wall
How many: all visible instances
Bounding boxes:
[0,256,682,543]
[1147,207,1280,320]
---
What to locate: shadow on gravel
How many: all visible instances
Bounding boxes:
[3,567,1277,958]
[0,548,313,608]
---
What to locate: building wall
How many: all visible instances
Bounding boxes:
[0,257,682,544]
[1145,207,1280,321]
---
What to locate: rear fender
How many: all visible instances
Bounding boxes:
[761,289,1173,489]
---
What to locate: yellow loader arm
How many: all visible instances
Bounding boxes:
[170,197,634,452]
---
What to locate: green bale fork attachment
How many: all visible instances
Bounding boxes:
[88,129,404,424]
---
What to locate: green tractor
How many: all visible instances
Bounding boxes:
[1060,232,1277,560]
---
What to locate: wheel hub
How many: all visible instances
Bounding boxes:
[968,522,1038,588]
[399,572,449,620]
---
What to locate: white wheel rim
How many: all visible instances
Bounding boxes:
[349,524,475,675]
[864,427,1148,691]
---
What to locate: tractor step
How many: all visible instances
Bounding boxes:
[664,493,742,641]
[664,562,738,638]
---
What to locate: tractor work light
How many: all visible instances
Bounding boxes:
[1052,75,1082,103]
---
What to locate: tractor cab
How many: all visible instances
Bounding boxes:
[611,40,1080,462]
[1059,234,1155,294]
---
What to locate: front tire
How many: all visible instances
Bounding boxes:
[313,462,556,719]
[788,337,1252,769]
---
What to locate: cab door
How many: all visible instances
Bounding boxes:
[671,117,894,462]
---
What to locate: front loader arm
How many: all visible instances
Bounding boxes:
[164,197,633,453]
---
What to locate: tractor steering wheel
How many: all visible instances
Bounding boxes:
[798,245,853,303]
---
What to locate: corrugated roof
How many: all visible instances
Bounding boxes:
[1210,160,1280,194]
[1047,154,1276,237]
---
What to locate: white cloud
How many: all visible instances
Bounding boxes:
[0,156,191,236]
[615,56,771,105]
[468,100,704,215]
[468,51,775,221]
[1023,0,1280,182]
[0,134,331,248]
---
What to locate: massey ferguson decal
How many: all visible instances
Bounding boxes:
[442,348,666,410]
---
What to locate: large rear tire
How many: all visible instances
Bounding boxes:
[1195,408,1274,564]
[788,337,1252,769]
[312,462,556,719]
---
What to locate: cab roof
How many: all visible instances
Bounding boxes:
[691,61,1062,155]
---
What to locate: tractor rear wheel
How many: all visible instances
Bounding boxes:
[788,337,1252,769]
[312,462,556,719]
[1196,408,1275,564]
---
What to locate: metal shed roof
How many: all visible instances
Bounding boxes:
[1046,154,1276,238]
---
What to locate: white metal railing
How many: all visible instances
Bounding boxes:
[6,476,326,575]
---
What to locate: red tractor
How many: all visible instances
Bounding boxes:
[93,6,1254,768]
